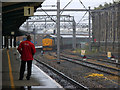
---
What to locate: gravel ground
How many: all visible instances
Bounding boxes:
[35,50,120,89]
[35,61,76,89]
[61,52,118,70]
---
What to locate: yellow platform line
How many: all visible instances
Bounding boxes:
[7,50,15,88]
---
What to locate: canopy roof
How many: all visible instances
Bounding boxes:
[2,2,44,36]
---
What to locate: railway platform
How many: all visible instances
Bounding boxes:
[2,48,63,90]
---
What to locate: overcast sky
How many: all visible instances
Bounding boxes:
[35,0,113,23]
[42,0,113,9]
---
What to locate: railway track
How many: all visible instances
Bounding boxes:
[34,58,89,90]
[49,53,120,77]
[62,51,120,66]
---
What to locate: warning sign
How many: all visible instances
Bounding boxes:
[24,7,34,16]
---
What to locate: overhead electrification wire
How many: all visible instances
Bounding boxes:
[60,0,91,27]
[79,0,92,16]
[40,7,56,22]
[59,0,73,31]
[76,11,87,26]
[42,5,56,7]
[77,0,92,25]
[60,0,73,15]
[79,0,88,10]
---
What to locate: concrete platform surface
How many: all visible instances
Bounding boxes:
[2,48,63,89]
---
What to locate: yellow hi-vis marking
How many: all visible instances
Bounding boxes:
[7,50,15,88]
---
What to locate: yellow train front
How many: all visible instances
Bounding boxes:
[42,35,54,50]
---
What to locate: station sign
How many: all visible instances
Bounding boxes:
[24,7,34,16]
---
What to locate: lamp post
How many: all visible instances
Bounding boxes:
[113,0,114,3]
[88,6,91,51]
[57,0,60,64]
[73,17,76,50]
[11,31,15,48]
[33,28,36,46]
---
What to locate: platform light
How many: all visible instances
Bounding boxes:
[11,31,15,35]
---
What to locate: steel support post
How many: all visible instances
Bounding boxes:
[0,28,1,49]
[88,7,91,51]
[57,0,60,64]
[98,12,101,52]
[45,18,46,29]
[27,21,28,33]
[105,12,108,52]
[6,36,8,49]
[0,2,1,49]
[4,36,6,48]
[10,36,12,48]
[112,8,115,52]
[2,36,3,48]
[36,9,119,12]
[14,36,16,48]
[33,28,36,46]
[117,9,120,63]
[73,18,76,50]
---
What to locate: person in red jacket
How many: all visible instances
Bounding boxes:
[17,35,36,80]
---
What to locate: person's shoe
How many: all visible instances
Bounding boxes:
[19,78,23,80]
[26,76,30,80]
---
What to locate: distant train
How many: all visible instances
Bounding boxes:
[42,35,90,50]
[42,35,54,50]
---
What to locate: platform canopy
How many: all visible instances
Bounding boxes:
[2,1,44,36]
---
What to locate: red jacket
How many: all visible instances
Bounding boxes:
[17,40,36,61]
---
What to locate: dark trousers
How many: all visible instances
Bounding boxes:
[19,60,32,79]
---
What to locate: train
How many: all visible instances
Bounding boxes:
[42,34,90,51]
[42,35,54,50]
